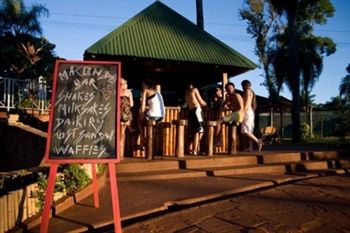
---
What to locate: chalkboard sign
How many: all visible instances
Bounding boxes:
[46,60,121,162]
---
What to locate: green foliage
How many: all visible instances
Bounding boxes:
[300,122,311,139]
[0,0,48,36]
[317,93,350,138]
[239,0,281,99]
[339,64,350,103]
[300,89,316,111]
[332,64,350,138]
[97,164,107,176]
[0,0,57,80]
[35,172,65,210]
[240,0,336,142]
[35,165,91,209]
[334,107,350,138]
[62,164,91,193]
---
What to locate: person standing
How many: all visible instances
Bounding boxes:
[120,78,134,126]
[185,83,207,155]
[215,82,244,145]
[137,79,165,150]
[212,85,224,109]
[241,80,263,152]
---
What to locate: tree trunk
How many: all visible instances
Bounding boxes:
[291,78,301,142]
[287,2,301,142]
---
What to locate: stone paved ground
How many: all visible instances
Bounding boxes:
[123,175,350,233]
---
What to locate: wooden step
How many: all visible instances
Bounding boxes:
[117,160,179,173]
[118,169,207,181]
[288,160,329,172]
[185,156,257,169]
[262,153,302,164]
[212,164,286,176]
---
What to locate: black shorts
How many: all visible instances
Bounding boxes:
[189,107,204,134]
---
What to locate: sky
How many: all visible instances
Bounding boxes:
[24,0,350,104]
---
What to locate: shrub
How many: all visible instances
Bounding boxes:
[35,172,65,210]
[62,164,91,193]
[301,123,311,139]
[97,164,107,176]
[35,165,91,209]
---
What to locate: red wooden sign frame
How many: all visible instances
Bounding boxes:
[40,60,122,233]
[45,60,122,163]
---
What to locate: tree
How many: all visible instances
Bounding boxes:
[239,0,281,99]
[268,0,335,142]
[300,89,315,111]
[339,64,350,103]
[300,35,335,107]
[0,0,48,36]
[240,0,335,142]
[0,0,56,80]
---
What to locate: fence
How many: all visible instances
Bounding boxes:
[0,183,39,233]
[0,77,50,114]
[259,110,339,138]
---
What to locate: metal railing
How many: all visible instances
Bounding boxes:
[0,76,50,113]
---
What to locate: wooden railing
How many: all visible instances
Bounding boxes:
[123,107,235,157]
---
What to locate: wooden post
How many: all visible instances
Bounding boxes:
[229,125,237,154]
[222,73,228,101]
[173,120,188,157]
[120,123,126,160]
[205,121,217,156]
[270,107,274,126]
[279,105,284,142]
[196,0,204,30]
[309,106,314,138]
[146,120,156,160]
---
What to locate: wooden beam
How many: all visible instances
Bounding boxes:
[196,0,204,30]
[222,72,228,101]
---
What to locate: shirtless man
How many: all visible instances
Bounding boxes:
[241,80,263,152]
[185,84,207,155]
[215,82,244,145]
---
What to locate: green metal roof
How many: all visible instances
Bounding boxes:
[85,1,256,70]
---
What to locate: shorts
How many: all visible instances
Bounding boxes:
[145,115,163,122]
[223,111,243,125]
[241,108,255,133]
[189,107,204,134]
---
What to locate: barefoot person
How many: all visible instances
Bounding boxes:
[215,82,244,145]
[185,83,207,155]
[241,80,263,152]
[137,79,165,150]
[120,78,134,128]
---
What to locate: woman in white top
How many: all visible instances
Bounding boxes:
[137,80,165,150]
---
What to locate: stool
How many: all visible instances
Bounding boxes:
[204,121,217,156]
[228,124,238,154]
[145,120,156,160]
[172,120,188,158]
